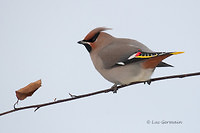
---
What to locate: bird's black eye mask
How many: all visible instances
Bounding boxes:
[80,32,100,53]
[85,32,100,43]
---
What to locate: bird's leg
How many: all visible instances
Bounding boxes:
[144,79,151,85]
[111,84,118,93]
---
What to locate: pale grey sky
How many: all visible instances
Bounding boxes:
[0,0,200,133]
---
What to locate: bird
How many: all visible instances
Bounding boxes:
[78,27,183,93]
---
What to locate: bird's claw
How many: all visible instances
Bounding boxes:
[144,80,151,85]
[111,84,118,93]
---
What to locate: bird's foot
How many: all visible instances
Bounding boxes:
[111,84,118,93]
[144,79,151,85]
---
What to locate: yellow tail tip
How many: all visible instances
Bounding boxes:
[170,52,184,55]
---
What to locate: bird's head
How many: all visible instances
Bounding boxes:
[78,27,112,53]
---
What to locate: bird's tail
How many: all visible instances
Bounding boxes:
[170,51,184,55]
[142,51,184,69]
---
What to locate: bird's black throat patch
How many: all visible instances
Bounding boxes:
[83,44,92,53]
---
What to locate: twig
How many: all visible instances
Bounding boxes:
[69,93,78,98]
[13,100,19,109]
[34,107,40,112]
[0,72,200,116]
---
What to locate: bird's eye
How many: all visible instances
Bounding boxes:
[87,32,100,42]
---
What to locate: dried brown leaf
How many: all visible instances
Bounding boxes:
[15,79,42,100]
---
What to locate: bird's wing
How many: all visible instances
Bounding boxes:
[98,39,153,69]
[98,38,182,69]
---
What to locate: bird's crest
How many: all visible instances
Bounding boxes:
[84,27,112,41]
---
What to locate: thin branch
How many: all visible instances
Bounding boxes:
[13,100,19,109]
[0,72,200,116]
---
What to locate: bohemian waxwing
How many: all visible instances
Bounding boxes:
[78,27,183,93]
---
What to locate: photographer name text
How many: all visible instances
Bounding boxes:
[147,120,183,125]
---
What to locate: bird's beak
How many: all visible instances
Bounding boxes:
[77,40,90,45]
[78,40,92,53]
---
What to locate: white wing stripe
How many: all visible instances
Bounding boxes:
[128,53,137,60]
